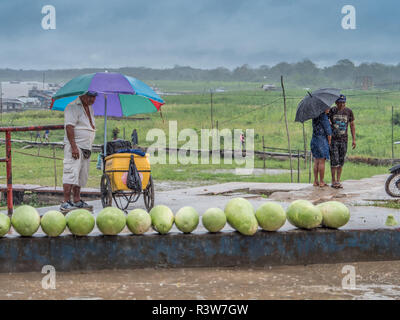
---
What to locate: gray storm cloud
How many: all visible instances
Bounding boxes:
[0,0,399,69]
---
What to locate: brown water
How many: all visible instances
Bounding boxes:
[1,260,400,300]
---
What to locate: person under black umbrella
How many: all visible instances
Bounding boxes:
[296,89,339,187]
[310,109,332,187]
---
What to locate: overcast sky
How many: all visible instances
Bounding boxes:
[0,0,399,70]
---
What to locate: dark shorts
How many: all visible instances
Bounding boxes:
[330,140,347,167]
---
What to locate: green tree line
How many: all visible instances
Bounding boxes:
[1,59,400,88]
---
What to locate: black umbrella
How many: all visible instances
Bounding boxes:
[295,88,341,123]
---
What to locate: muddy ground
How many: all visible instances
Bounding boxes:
[1,260,400,300]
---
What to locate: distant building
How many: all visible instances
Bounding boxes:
[261,84,277,91]
[28,88,53,106]
[17,97,41,107]
[1,98,24,111]
[0,81,60,107]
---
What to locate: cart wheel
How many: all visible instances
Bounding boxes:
[143,175,155,211]
[100,174,113,208]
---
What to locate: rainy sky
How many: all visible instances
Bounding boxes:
[0,0,399,69]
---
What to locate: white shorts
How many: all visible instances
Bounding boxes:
[62,143,91,187]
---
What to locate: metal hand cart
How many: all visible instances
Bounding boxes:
[100,152,154,212]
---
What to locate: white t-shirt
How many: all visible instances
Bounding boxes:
[64,97,96,150]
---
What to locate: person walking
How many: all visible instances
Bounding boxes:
[240,133,245,149]
[35,131,42,143]
[131,128,138,147]
[310,109,332,187]
[328,94,356,188]
[43,129,50,143]
[59,91,97,213]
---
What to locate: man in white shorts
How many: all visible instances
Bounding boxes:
[60,91,97,213]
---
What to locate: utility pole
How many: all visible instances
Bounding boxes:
[43,72,45,89]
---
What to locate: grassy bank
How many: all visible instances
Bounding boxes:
[0,86,395,188]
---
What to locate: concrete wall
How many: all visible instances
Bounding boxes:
[0,228,399,272]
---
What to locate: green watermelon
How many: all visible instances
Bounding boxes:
[175,206,199,233]
[127,209,151,234]
[255,202,286,231]
[96,207,126,235]
[11,205,40,236]
[224,198,258,235]
[66,209,95,236]
[41,210,66,237]
[149,205,174,234]
[286,200,322,229]
[0,213,10,237]
[202,208,226,233]
[317,201,350,229]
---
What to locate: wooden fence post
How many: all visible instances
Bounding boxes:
[297,149,300,183]
[392,105,394,159]
[280,76,293,182]
[262,136,266,169]
[303,123,307,168]
[53,145,57,189]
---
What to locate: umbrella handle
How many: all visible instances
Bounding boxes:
[103,94,108,157]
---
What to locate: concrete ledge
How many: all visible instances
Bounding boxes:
[1,228,399,272]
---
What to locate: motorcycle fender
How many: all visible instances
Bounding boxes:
[389,164,400,173]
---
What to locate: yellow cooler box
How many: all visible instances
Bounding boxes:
[104,153,151,192]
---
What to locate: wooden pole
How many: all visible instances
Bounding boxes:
[0,81,2,123]
[297,149,300,183]
[309,152,312,183]
[280,76,293,182]
[53,145,57,189]
[302,123,307,168]
[392,105,394,159]
[262,136,266,169]
[210,89,213,129]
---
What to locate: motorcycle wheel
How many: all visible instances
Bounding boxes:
[385,171,400,197]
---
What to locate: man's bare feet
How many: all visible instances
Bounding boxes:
[313,181,319,187]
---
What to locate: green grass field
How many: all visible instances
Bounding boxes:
[0,86,395,188]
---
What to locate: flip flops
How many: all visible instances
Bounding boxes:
[331,182,343,189]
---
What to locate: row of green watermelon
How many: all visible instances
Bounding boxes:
[0,198,350,237]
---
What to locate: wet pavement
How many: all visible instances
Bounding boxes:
[269,174,392,205]
[1,260,400,300]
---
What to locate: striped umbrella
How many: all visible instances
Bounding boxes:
[50,72,165,155]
